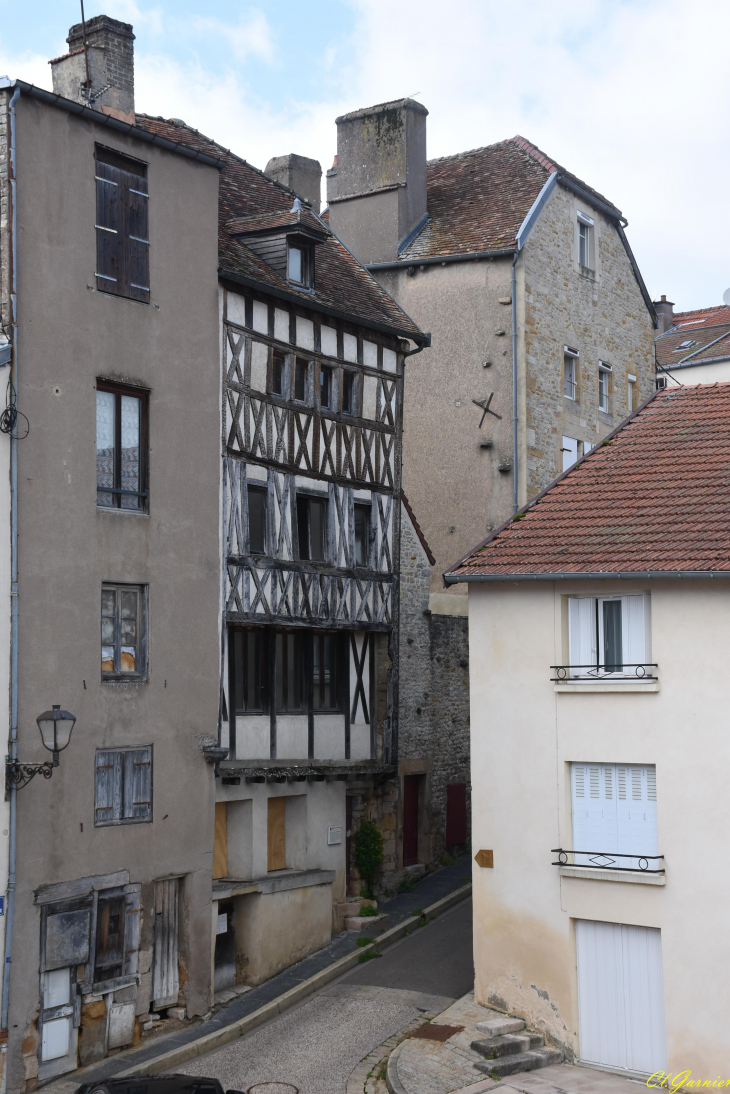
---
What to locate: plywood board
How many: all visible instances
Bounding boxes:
[267,797,286,871]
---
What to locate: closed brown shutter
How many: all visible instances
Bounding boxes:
[95,147,149,303]
[95,161,122,292]
[125,167,150,303]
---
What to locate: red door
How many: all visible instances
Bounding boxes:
[403,775,420,866]
[446,782,467,848]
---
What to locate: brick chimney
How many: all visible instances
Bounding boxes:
[264,154,322,213]
[327,98,428,264]
[653,295,675,335]
[50,15,135,125]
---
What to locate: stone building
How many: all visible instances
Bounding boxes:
[0,16,426,1091]
[326,98,657,874]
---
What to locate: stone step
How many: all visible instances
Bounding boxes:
[471,1032,544,1058]
[475,1015,526,1037]
[475,1046,563,1078]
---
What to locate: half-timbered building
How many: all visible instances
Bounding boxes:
[135,116,427,985]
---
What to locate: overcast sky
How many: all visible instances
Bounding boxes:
[2,0,729,312]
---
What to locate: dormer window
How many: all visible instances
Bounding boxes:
[287,242,311,287]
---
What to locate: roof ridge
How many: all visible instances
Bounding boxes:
[425,137,516,168]
[511,134,558,173]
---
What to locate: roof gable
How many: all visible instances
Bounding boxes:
[446,384,730,580]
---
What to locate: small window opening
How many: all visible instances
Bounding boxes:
[564,355,577,400]
[342,371,355,415]
[354,504,370,566]
[232,629,267,713]
[275,632,304,712]
[578,221,591,268]
[313,634,340,711]
[320,365,332,408]
[247,485,267,554]
[272,352,285,396]
[598,367,610,412]
[294,358,308,402]
[297,495,327,561]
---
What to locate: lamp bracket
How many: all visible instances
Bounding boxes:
[6,756,57,792]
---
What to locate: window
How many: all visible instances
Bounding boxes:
[628,373,639,409]
[101,584,146,679]
[94,893,126,980]
[287,243,312,287]
[320,365,332,409]
[655,375,667,391]
[598,364,611,412]
[571,763,658,871]
[232,629,267,713]
[297,495,327,561]
[561,436,578,472]
[577,212,594,270]
[567,594,651,679]
[564,351,578,400]
[94,746,152,826]
[342,371,356,415]
[294,357,309,402]
[272,352,285,396]
[354,504,370,565]
[96,383,147,511]
[275,632,304,712]
[247,485,267,554]
[312,634,341,711]
[95,146,149,303]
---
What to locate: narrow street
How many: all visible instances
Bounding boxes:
[178,898,474,1093]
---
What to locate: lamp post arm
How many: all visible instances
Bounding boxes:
[5,757,57,792]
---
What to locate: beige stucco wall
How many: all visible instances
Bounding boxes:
[666,362,730,385]
[233,882,333,985]
[469,578,730,1075]
[5,90,221,1083]
[520,186,656,501]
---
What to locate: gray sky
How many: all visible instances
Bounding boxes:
[4,0,729,311]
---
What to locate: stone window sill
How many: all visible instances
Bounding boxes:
[559,865,665,886]
[554,681,659,693]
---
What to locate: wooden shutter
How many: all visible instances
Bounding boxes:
[213,802,228,879]
[124,167,150,304]
[267,797,286,871]
[152,878,179,1008]
[124,748,152,821]
[95,749,123,825]
[568,597,596,675]
[95,161,122,292]
[445,783,467,848]
[622,594,650,671]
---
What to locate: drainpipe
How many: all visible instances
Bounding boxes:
[2,84,21,1052]
[511,253,518,514]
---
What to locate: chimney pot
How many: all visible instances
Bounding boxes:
[264,154,322,214]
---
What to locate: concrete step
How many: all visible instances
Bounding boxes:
[475,1015,525,1037]
[471,1032,544,1058]
[475,1045,563,1077]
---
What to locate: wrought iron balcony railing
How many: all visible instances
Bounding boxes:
[552,848,665,873]
[551,662,657,682]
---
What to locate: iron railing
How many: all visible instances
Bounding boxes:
[551,662,657,682]
[552,848,665,873]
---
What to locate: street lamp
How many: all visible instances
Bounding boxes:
[6,705,77,790]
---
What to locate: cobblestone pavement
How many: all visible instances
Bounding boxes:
[390,993,644,1094]
[178,984,452,1094]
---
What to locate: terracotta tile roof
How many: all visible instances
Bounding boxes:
[401,491,435,565]
[134,115,423,341]
[672,304,730,329]
[226,208,327,238]
[399,135,621,261]
[445,384,730,579]
[656,322,730,369]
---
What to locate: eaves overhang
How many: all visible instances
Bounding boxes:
[0,77,226,169]
[218,265,430,347]
[366,247,516,272]
[446,570,730,584]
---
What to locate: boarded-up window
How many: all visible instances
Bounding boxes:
[95,747,152,826]
[267,797,286,871]
[95,895,126,982]
[95,146,150,303]
[213,802,228,879]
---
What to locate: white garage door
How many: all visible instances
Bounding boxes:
[576,919,666,1074]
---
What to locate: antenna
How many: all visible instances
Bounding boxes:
[80,0,91,94]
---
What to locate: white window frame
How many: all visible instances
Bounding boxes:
[561,436,578,472]
[564,347,578,400]
[565,594,652,681]
[628,373,638,409]
[577,211,594,269]
[598,362,611,413]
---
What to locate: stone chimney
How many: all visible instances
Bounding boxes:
[327,98,428,264]
[326,156,338,205]
[653,295,675,335]
[264,154,322,214]
[50,15,135,125]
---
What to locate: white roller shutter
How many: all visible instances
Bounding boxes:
[576,919,666,1074]
[571,763,657,869]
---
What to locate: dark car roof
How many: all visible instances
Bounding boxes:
[77,1076,226,1094]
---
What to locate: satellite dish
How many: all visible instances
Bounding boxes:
[724,288,730,306]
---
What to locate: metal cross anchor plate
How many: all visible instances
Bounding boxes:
[472,393,502,427]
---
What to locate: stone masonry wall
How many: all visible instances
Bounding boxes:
[521,182,656,501]
[397,504,470,867]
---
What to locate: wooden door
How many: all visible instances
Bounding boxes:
[152,878,179,1010]
[445,783,467,848]
[213,802,228,879]
[576,919,666,1074]
[403,775,419,867]
[267,797,286,871]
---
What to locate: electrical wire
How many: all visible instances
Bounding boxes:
[0,377,29,439]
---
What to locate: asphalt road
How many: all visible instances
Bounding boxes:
[180,896,474,1094]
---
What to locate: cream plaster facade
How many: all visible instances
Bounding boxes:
[468,577,730,1077]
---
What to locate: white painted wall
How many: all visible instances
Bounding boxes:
[665,360,730,385]
[468,578,730,1076]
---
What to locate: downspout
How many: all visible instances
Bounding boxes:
[2,84,21,1048]
[511,253,518,514]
